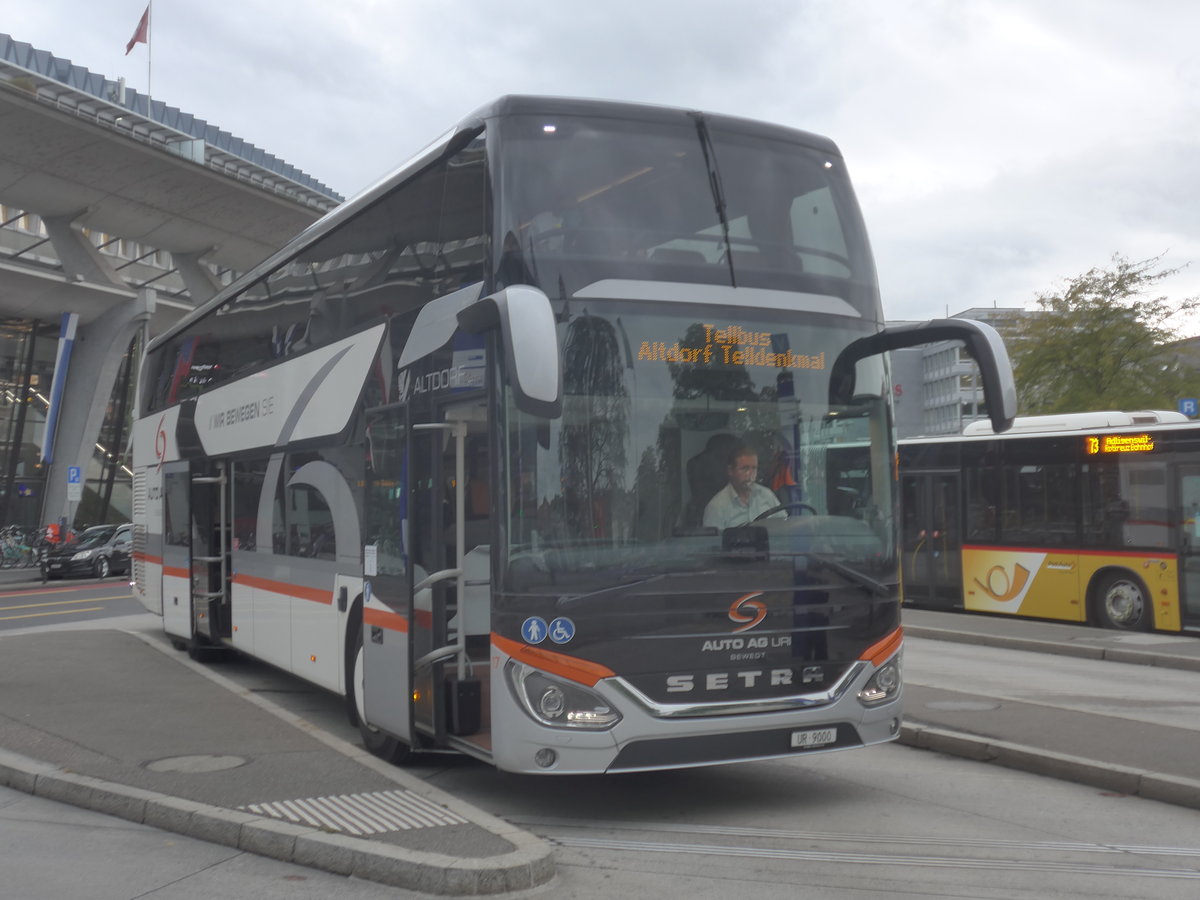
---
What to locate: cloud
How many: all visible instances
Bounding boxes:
[3,0,1199,327]
[872,133,1200,320]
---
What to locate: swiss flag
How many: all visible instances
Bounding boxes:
[126,5,149,55]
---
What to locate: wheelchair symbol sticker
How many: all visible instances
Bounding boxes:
[521,617,548,644]
[549,617,575,644]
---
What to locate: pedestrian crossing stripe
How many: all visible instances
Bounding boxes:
[239,789,467,835]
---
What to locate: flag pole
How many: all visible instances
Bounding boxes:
[147,1,153,97]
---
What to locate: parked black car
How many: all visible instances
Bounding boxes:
[42,523,132,580]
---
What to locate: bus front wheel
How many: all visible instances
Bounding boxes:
[348,618,416,764]
[1093,571,1151,631]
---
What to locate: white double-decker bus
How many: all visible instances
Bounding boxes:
[131,96,1015,774]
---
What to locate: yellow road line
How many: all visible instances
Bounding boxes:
[0,595,133,612]
[0,607,104,621]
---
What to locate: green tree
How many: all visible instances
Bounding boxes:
[1011,254,1200,414]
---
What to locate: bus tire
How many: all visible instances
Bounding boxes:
[186,635,225,663]
[348,616,416,764]
[1092,570,1151,631]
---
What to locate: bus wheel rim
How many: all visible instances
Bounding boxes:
[1105,581,1142,625]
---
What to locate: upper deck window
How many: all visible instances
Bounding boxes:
[143,135,488,413]
[494,113,875,311]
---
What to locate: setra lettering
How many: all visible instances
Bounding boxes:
[666,668,795,693]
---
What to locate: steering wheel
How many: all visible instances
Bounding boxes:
[754,502,817,522]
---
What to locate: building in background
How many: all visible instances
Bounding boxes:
[890,306,1030,438]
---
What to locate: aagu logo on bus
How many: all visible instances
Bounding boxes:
[728,592,767,632]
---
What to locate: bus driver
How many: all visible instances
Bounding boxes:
[702,442,787,530]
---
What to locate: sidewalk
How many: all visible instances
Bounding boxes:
[0,564,46,588]
[0,627,553,895]
[903,606,1200,672]
[900,607,1200,809]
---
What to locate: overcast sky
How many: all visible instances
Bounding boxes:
[5,0,1199,326]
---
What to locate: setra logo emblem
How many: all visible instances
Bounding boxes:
[728,592,767,633]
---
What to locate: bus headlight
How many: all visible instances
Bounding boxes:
[857,656,901,706]
[507,661,621,730]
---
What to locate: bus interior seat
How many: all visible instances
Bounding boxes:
[686,433,739,525]
[724,247,802,273]
[650,248,706,265]
[723,250,763,270]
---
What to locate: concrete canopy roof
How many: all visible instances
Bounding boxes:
[0,33,341,328]
[0,88,324,273]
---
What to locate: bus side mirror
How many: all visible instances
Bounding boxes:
[829,318,1017,433]
[459,285,563,420]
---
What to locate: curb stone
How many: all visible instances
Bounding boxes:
[898,721,1200,811]
[0,746,554,894]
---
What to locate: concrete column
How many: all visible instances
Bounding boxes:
[172,248,222,305]
[42,289,155,526]
[41,211,126,288]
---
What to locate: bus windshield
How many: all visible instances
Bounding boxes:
[494,113,878,315]
[498,301,896,599]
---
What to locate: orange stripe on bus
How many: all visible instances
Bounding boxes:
[364,605,409,633]
[491,633,615,687]
[163,565,189,579]
[133,551,163,566]
[859,627,903,666]
[232,573,332,605]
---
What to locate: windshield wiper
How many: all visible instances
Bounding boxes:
[555,573,669,609]
[690,112,736,288]
[798,552,892,598]
[554,559,722,608]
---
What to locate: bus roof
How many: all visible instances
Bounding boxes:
[466,95,842,153]
[960,410,1190,435]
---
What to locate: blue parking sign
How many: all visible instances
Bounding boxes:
[1180,399,1198,418]
[67,466,81,484]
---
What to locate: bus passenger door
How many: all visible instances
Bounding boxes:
[360,402,488,753]
[360,409,414,744]
[408,425,449,742]
[900,471,962,609]
[161,462,193,642]
[1176,465,1200,630]
[160,461,231,651]
[189,462,230,646]
[410,406,488,748]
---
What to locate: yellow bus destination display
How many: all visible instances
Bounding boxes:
[1084,433,1155,454]
[638,324,826,370]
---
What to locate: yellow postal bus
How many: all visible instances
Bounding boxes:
[899,411,1200,633]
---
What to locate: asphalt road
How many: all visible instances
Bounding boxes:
[0,573,142,632]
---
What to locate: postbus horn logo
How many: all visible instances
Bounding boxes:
[974,563,1031,603]
[728,592,767,632]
